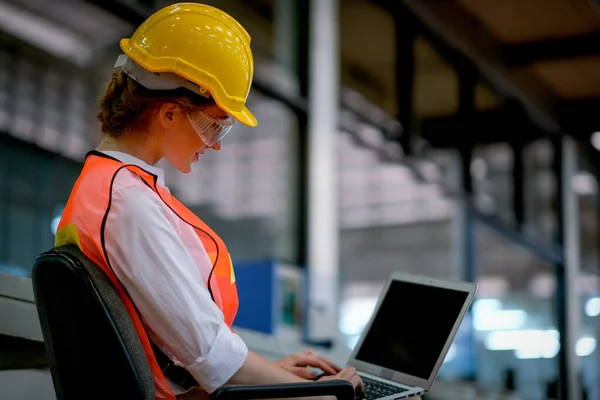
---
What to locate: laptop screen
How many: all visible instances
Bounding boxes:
[354,279,469,379]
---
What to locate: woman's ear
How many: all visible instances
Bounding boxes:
[157,102,180,129]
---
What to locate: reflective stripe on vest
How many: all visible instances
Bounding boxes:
[56,152,239,399]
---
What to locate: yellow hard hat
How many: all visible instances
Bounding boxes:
[119,2,257,127]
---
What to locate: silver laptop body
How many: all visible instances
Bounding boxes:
[346,271,477,399]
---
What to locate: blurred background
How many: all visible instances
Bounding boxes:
[1,0,600,399]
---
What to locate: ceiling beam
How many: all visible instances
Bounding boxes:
[420,105,547,148]
[503,32,600,67]
[557,97,600,138]
[420,96,600,147]
[86,0,147,25]
[397,0,561,133]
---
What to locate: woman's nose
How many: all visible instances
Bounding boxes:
[211,141,222,151]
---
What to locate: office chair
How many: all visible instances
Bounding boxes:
[32,245,354,400]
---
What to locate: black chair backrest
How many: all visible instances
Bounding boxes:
[32,245,155,400]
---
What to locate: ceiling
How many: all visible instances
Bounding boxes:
[459,0,600,102]
[0,0,131,65]
[233,0,600,140]
[400,0,600,134]
[339,0,501,118]
[460,0,600,44]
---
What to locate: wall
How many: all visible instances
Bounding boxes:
[0,132,81,275]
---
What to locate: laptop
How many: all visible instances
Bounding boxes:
[347,271,477,399]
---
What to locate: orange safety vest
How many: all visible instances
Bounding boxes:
[55,151,239,400]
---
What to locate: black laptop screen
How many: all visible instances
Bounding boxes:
[354,280,469,379]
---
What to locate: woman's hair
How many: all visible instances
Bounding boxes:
[97,70,213,137]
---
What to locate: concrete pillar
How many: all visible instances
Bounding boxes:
[449,149,477,379]
[305,0,340,342]
[561,135,581,400]
[274,0,297,75]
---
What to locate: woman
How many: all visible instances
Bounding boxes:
[55,3,363,400]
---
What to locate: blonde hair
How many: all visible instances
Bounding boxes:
[97,70,213,137]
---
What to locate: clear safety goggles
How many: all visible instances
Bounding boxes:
[187,110,235,147]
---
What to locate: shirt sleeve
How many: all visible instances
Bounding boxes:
[103,174,248,393]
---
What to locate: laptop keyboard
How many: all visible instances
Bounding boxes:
[360,376,408,400]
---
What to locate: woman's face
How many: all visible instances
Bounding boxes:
[160,103,227,173]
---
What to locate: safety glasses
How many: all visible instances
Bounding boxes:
[187,110,235,147]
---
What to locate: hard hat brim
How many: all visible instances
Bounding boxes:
[231,106,257,127]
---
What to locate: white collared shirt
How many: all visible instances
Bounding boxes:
[101,151,248,395]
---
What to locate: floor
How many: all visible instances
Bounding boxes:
[0,369,55,400]
[0,334,55,400]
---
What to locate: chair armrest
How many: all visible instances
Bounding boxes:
[212,380,355,400]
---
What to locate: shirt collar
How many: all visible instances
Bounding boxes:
[99,151,167,187]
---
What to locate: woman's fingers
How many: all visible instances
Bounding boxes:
[334,367,365,392]
[303,350,342,373]
[293,354,339,375]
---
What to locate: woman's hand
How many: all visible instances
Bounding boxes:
[276,349,341,379]
[319,366,365,393]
